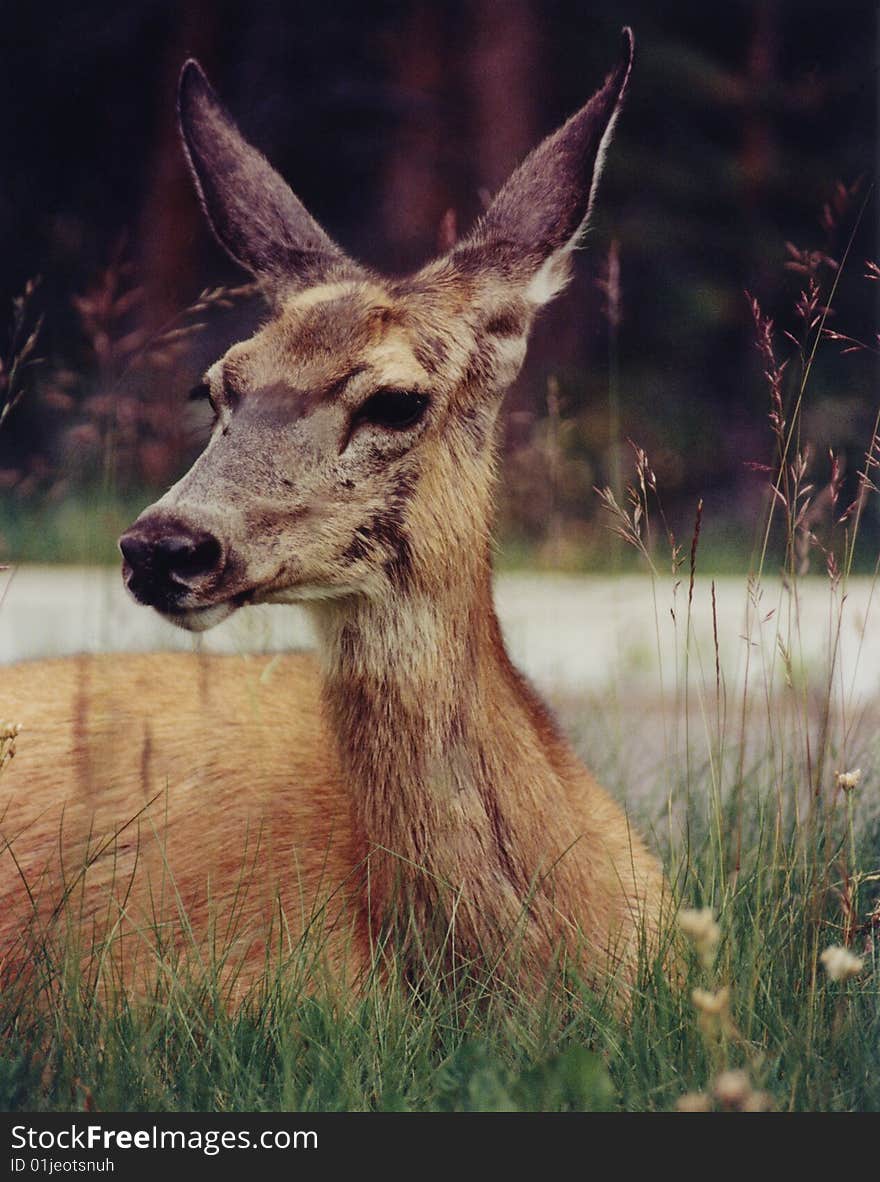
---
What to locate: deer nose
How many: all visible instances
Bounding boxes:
[119,519,223,605]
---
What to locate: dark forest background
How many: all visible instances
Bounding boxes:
[0,0,877,569]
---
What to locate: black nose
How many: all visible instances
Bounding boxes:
[119,518,222,607]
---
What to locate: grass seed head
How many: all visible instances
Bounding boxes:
[692,986,730,1016]
[0,719,21,770]
[834,768,862,793]
[820,945,864,983]
[712,1069,753,1109]
[678,906,721,968]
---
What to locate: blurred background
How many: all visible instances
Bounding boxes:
[0,0,877,572]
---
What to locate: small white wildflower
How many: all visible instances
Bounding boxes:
[678,906,721,967]
[835,768,862,793]
[692,985,737,1038]
[692,986,730,1016]
[820,944,864,982]
[678,907,720,944]
[676,1091,712,1112]
[713,1069,752,1109]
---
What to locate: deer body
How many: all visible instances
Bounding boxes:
[1,31,666,998]
[1,652,368,987]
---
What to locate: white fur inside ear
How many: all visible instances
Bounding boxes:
[525,101,621,310]
[524,250,574,307]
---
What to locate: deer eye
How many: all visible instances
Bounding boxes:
[356,389,429,432]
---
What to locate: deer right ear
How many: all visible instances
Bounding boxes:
[178,60,362,294]
[450,29,634,309]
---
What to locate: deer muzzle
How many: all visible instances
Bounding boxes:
[119,514,225,613]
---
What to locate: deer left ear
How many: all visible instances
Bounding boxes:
[178,59,363,295]
[452,28,634,307]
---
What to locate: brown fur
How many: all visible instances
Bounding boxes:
[0,30,668,1001]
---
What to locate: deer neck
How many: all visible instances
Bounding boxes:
[309,547,577,953]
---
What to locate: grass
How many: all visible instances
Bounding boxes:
[0,737,877,1112]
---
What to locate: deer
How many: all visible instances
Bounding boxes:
[0,29,667,1005]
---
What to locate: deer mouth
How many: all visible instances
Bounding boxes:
[139,570,364,631]
[150,580,268,630]
[156,598,242,632]
[120,563,241,631]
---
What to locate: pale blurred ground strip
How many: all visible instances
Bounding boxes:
[3,566,879,825]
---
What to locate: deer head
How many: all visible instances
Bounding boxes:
[120,31,634,631]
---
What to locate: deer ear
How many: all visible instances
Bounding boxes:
[178,60,362,293]
[452,28,634,307]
